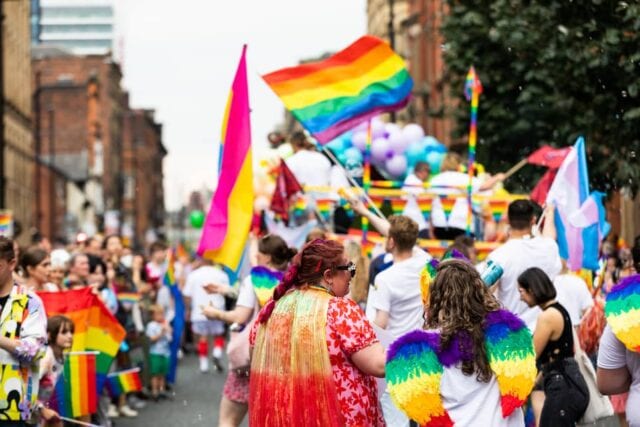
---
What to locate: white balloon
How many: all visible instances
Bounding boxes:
[402,123,426,144]
[351,131,368,152]
[371,137,392,162]
[384,122,401,136]
[388,130,409,154]
[385,154,408,177]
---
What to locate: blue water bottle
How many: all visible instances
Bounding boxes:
[481,260,504,287]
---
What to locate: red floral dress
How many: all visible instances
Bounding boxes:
[326,297,385,427]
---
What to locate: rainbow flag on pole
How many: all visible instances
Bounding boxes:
[263,35,413,143]
[106,368,143,397]
[197,45,253,272]
[39,288,126,393]
[163,248,185,384]
[49,352,98,418]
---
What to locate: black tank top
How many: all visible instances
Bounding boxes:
[537,302,574,370]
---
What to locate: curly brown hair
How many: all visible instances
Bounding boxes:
[425,259,501,382]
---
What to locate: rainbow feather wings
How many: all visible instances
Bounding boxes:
[386,309,536,426]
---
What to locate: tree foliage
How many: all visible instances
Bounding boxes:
[440,0,640,194]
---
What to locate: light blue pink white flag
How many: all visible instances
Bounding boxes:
[546,137,610,270]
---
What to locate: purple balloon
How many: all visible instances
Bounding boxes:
[385,154,408,177]
[402,123,425,145]
[371,137,391,162]
[384,123,401,136]
[371,119,386,139]
[388,130,409,155]
[351,131,368,152]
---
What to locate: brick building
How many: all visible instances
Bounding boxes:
[122,108,166,249]
[32,49,126,239]
[2,0,35,244]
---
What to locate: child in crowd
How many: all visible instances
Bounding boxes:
[38,315,75,427]
[145,305,172,401]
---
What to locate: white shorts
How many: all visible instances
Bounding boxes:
[191,320,225,337]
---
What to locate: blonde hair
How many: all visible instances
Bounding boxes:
[344,241,369,305]
[440,152,463,172]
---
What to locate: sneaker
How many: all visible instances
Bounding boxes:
[119,405,138,417]
[107,404,119,419]
[212,346,223,359]
[212,357,224,373]
[199,356,209,373]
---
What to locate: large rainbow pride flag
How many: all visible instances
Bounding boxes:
[50,352,98,418]
[263,35,413,143]
[39,288,126,393]
[197,45,253,272]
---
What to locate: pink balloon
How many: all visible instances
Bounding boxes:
[371,137,391,162]
[385,154,408,177]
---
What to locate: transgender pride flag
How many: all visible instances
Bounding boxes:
[546,137,610,271]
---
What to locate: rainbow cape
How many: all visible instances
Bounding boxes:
[39,288,126,393]
[106,368,143,397]
[49,352,98,418]
[250,266,283,307]
[262,35,413,143]
[605,274,640,352]
[386,309,535,426]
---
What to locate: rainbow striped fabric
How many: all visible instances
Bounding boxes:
[417,196,433,220]
[251,266,284,307]
[0,211,11,236]
[605,274,640,352]
[263,35,413,143]
[315,198,335,222]
[488,199,510,223]
[116,292,141,304]
[106,368,143,397]
[391,198,408,215]
[386,309,535,425]
[439,196,457,221]
[50,352,98,418]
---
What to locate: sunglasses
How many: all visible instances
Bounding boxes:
[336,262,356,278]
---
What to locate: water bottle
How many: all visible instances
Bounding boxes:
[481,260,504,287]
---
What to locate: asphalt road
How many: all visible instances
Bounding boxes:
[115,354,248,427]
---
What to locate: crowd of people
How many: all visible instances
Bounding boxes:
[0,192,639,427]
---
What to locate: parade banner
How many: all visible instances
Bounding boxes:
[263,35,413,143]
[50,352,98,418]
[38,288,126,393]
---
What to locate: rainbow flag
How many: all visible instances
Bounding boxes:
[369,195,386,210]
[315,198,334,222]
[263,35,413,143]
[390,198,408,215]
[489,199,510,223]
[0,210,12,237]
[39,288,126,393]
[417,196,433,220]
[50,352,98,418]
[292,197,308,217]
[438,196,457,221]
[106,368,143,397]
[116,292,140,304]
[197,46,253,271]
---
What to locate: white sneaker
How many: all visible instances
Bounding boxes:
[212,347,223,359]
[119,405,138,417]
[107,404,119,418]
[199,356,209,373]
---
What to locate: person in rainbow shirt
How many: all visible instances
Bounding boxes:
[0,237,48,425]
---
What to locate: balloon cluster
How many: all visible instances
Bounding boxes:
[325,118,447,178]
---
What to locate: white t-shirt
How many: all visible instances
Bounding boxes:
[428,171,482,231]
[370,248,431,338]
[285,150,331,188]
[441,365,524,426]
[182,266,227,322]
[486,237,562,330]
[403,173,423,195]
[553,274,593,326]
[597,326,640,427]
[236,275,257,310]
[402,174,428,231]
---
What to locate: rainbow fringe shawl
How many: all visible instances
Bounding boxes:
[251,266,283,307]
[386,309,536,426]
[605,274,640,352]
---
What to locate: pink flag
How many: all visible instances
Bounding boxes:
[197,46,253,271]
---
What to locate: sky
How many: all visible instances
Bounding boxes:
[116,0,367,210]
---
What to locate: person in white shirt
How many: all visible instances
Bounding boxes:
[351,198,431,427]
[182,260,228,373]
[284,131,331,188]
[429,153,505,239]
[403,161,431,238]
[553,261,594,328]
[484,200,562,330]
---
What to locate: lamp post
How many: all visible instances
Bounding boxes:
[388,0,396,122]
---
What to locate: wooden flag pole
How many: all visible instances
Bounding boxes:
[502,158,528,181]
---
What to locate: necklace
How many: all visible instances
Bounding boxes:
[308,284,334,296]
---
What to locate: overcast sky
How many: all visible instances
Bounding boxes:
[116,0,367,210]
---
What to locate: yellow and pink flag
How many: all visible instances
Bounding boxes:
[197,46,253,271]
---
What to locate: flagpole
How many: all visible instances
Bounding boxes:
[320,146,386,219]
[502,158,528,181]
[58,417,101,427]
[465,67,481,236]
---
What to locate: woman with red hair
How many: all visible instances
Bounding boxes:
[249,239,386,426]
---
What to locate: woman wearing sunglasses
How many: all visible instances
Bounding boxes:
[249,238,386,427]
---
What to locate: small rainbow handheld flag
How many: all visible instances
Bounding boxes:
[116,292,141,304]
[106,368,143,397]
[50,352,98,418]
[263,35,413,143]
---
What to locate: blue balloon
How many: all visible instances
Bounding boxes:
[344,147,363,163]
[426,151,445,174]
[337,152,347,165]
[405,142,426,167]
[433,143,447,153]
[423,136,441,148]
